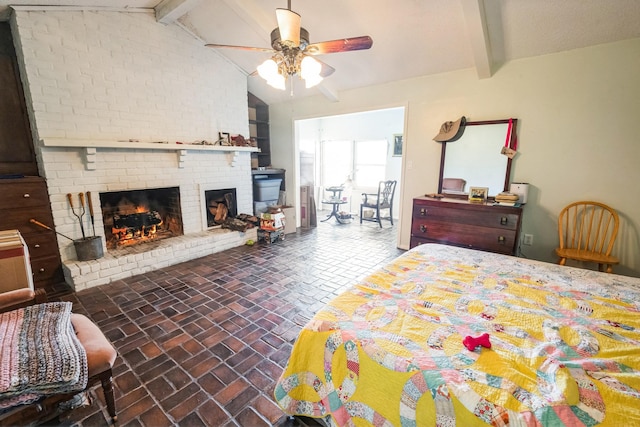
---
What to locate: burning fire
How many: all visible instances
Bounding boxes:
[111,210,163,247]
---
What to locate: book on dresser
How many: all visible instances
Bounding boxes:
[410,196,523,255]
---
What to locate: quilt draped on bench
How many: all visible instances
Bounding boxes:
[0,302,88,409]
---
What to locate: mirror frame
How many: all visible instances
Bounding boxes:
[437,118,518,199]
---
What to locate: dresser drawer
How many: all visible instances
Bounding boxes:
[0,180,50,208]
[412,204,520,230]
[31,255,64,287]
[411,218,517,254]
[1,206,55,233]
[21,232,59,260]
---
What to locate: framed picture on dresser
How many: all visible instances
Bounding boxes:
[469,186,488,203]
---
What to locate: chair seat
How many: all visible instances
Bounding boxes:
[71,314,117,377]
[555,248,619,265]
[0,312,118,426]
[362,202,390,209]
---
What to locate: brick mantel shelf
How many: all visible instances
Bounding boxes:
[40,138,260,169]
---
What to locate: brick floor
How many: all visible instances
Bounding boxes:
[53,218,403,426]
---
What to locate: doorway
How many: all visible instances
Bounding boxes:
[297,107,404,219]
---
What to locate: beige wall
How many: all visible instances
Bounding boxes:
[270,38,640,278]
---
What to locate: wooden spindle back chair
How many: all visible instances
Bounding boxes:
[555,201,620,273]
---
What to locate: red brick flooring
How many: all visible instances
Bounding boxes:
[52,219,403,426]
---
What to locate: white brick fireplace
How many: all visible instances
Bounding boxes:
[10,8,261,290]
[39,140,258,291]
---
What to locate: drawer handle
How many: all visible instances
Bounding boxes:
[39,268,46,272]
[420,208,428,216]
[34,244,41,248]
[498,236,506,244]
[500,216,508,225]
[419,224,427,233]
[24,193,31,198]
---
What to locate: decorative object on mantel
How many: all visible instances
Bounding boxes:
[217,132,231,146]
[433,116,466,142]
[205,0,372,91]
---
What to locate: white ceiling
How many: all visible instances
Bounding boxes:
[2,0,640,105]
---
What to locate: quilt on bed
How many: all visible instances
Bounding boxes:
[274,244,640,426]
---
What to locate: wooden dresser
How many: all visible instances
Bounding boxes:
[410,197,523,255]
[0,176,64,289]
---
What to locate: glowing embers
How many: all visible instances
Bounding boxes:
[111,210,163,247]
[99,187,183,250]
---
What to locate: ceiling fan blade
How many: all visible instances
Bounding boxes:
[276,8,301,46]
[205,43,275,53]
[316,59,335,78]
[306,36,373,55]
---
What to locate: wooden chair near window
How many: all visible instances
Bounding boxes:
[555,200,620,273]
[360,180,397,228]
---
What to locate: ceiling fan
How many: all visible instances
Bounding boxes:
[205,0,373,90]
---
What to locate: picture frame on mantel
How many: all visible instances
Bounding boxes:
[393,134,403,156]
[469,186,488,203]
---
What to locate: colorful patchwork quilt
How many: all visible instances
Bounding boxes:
[275,244,640,426]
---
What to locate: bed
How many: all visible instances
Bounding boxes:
[274,243,640,426]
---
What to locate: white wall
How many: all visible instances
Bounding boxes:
[9,9,255,281]
[269,38,640,278]
[11,8,249,143]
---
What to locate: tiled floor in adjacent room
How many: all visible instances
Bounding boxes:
[54,217,404,426]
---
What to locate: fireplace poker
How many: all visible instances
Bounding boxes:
[67,192,86,239]
[29,219,74,241]
[86,191,96,236]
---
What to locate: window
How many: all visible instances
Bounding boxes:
[320,139,387,188]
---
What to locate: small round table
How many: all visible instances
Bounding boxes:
[321,186,349,224]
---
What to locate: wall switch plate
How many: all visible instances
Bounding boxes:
[523,234,533,245]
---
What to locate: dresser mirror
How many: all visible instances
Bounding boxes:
[438,119,517,199]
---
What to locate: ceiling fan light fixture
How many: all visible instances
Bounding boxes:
[268,74,287,90]
[257,58,286,90]
[207,1,371,92]
[257,58,278,80]
[300,55,323,88]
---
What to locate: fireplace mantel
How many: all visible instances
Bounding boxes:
[40,138,259,169]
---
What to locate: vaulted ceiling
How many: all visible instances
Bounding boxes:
[2,0,640,105]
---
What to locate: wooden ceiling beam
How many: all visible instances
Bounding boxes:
[460,0,493,79]
[155,0,203,24]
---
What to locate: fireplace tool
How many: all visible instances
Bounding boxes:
[29,219,74,241]
[67,192,86,239]
[86,191,96,236]
[65,193,103,261]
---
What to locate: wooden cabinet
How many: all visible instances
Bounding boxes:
[0,177,64,290]
[248,92,271,168]
[0,23,38,176]
[1,25,63,291]
[410,197,523,255]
